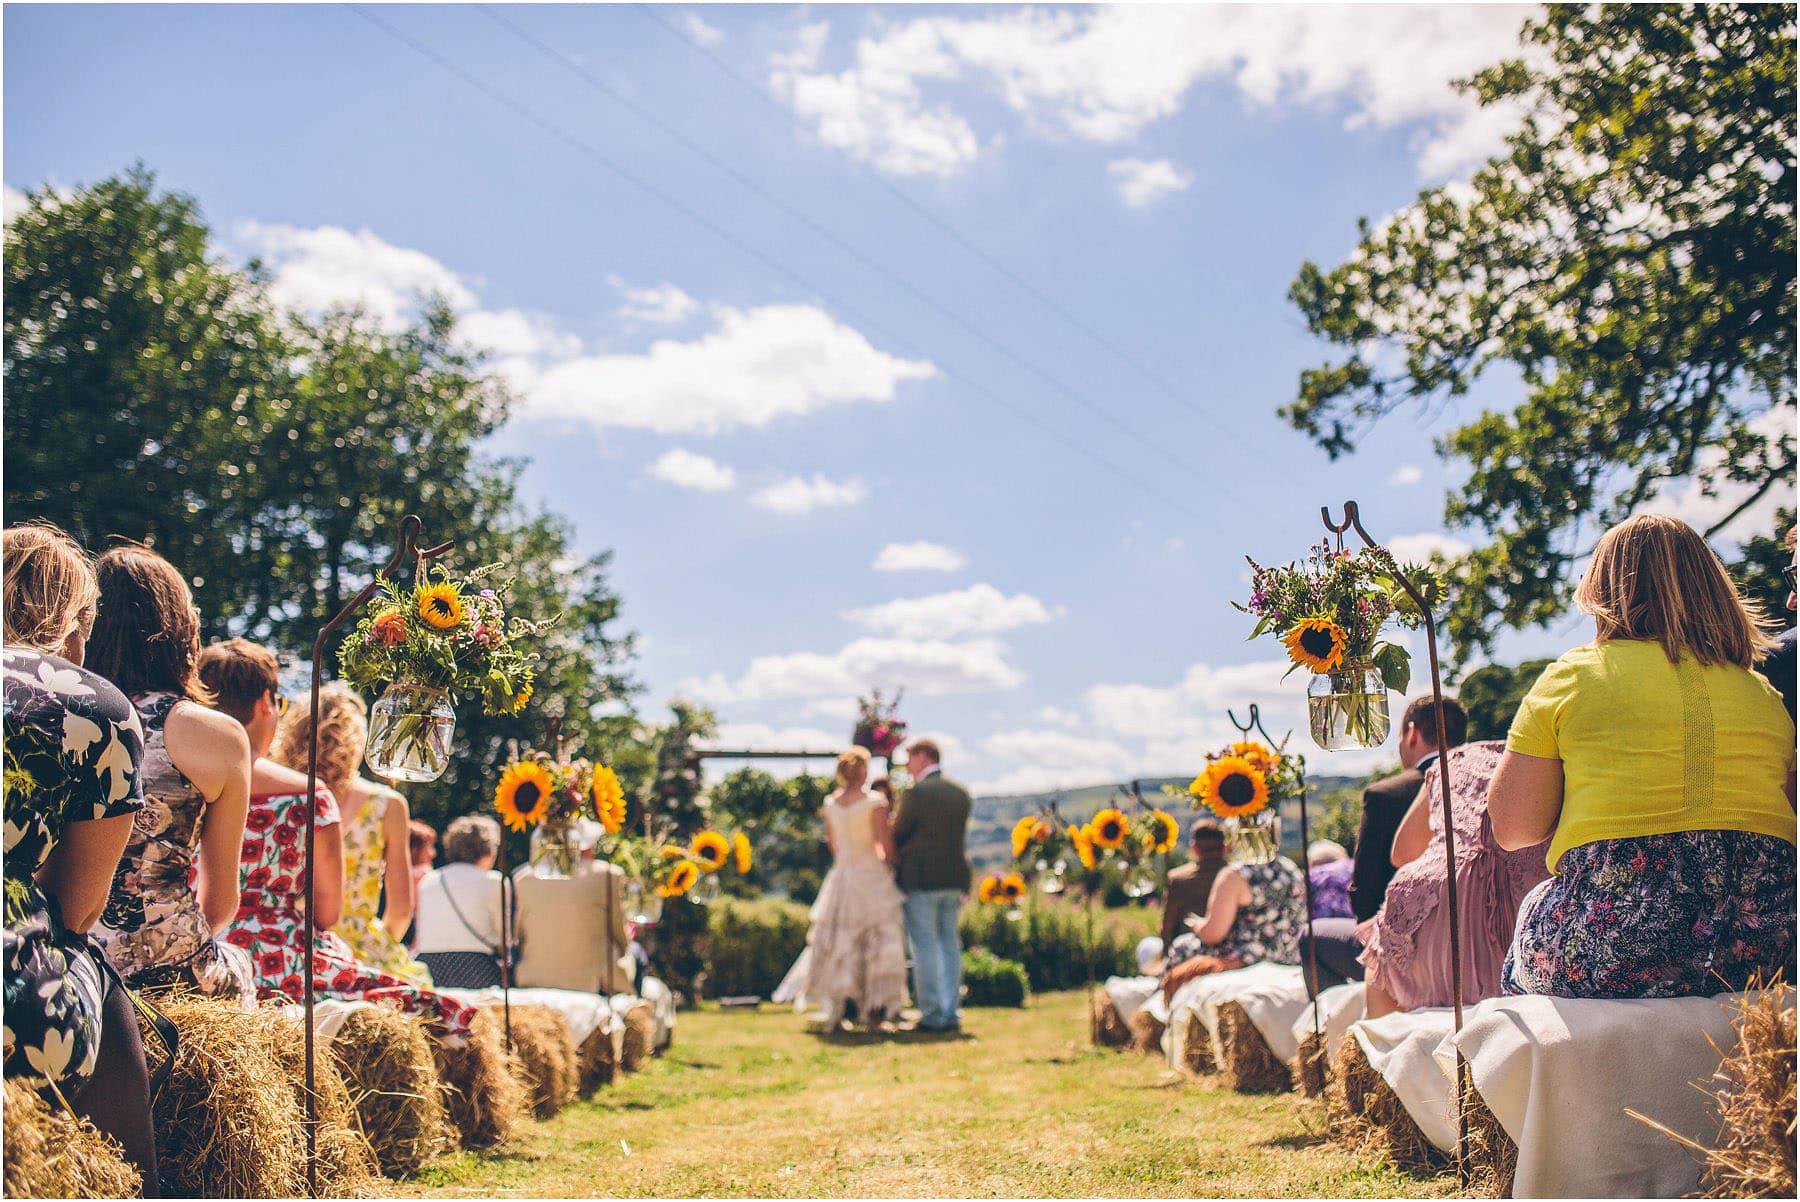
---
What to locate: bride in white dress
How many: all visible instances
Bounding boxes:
[773,747,910,1029]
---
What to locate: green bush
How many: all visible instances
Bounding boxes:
[961,947,1029,1007]
[704,898,809,999]
[959,897,1156,992]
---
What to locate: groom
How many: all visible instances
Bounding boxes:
[892,738,972,1032]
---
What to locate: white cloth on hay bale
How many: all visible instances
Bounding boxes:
[1349,1007,1460,1152]
[1437,991,1749,1199]
[1157,962,1306,1067]
[1292,981,1365,1064]
[611,982,676,1051]
[439,986,616,1046]
[1104,975,1160,1024]
[273,997,381,1041]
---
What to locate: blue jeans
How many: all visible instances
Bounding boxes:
[903,889,963,1028]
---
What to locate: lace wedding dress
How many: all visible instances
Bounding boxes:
[772,795,910,1025]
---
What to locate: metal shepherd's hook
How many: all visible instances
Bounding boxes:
[1322,499,1468,1183]
[304,515,452,1196]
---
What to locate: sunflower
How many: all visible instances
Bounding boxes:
[503,683,533,715]
[1190,755,1270,819]
[416,582,466,631]
[591,765,626,833]
[1011,814,1045,858]
[1229,740,1281,778]
[1088,808,1129,850]
[369,608,408,647]
[658,860,699,898]
[691,830,730,872]
[732,831,753,874]
[1282,616,1347,673]
[1069,824,1097,871]
[978,874,1002,904]
[494,761,556,831]
[999,873,1026,902]
[1146,809,1180,855]
[661,845,686,861]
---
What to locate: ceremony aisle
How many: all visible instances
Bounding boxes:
[403,991,1455,1198]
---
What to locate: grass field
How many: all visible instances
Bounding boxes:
[404,991,1457,1198]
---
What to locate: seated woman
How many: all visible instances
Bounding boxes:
[271,684,431,986]
[87,546,254,1004]
[2,523,160,1191]
[1357,741,1550,1017]
[403,820,437,947]
[1160,835,1307,1001]
[411,816,509,989]
[1306,840,1354,920]
[1492,515,1797,999]
[195,639,475,1041]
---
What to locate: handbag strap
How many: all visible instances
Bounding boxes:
[441,871,504,958]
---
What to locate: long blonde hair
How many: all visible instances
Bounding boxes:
[2,523,97,653]
[273,682,369,799]
[1576,514,1774,668]
[834,746,871,790]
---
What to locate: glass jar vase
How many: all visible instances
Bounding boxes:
[625,878,664,928]
[365,680,456,782]
[687,872,721,905]
[531,826,579,879]
[1307,664,1391,750]
[1225,810,1280,866]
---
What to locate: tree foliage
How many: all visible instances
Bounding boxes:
[1458,659,1554,742]
[1288,5,1796,654]
[708,768,833,902]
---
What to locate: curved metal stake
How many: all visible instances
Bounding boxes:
[1322,498,1467,1183]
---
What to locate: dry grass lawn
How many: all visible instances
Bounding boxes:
[402,991,1458,1198]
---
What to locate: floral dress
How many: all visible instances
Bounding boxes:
[92,693,255,1004]
[1166,855,1307,971]
[334,785,432,986]
[225,786,475,1042]
[3,649,145,1086]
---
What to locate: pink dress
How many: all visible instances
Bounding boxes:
[1357,741,1551,1010]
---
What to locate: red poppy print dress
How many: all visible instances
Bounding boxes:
[227,787,475,1042]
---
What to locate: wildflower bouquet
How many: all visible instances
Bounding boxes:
[851,688,908,757]
[1185,737,1306,863]
[493,749,630,874]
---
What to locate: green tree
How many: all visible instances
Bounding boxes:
[1458,659,1554,741]
[708,768,833,902]
[1730,506,1797,627]
[1287,5,1795,655]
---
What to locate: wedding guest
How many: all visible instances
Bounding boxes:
[893,739,972,1032]
[1306,840,1354,921]
[87,546,255,1005]
[512,819,634,995]
[412,815,508,989]
[403,820,437,947]
[1494,515,1797,998]
[1756,526,1796,721]
[197,639,475,1038]
[1160,820,1229,949]
[1356,741,1550,1015]
[1160,836,1307,1002]
[1349,698,1467,922]
[271,683,431,986]
[3,524,160,1192]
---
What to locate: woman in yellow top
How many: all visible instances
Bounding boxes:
[272,683,433,986]
[1491,515,1796,998]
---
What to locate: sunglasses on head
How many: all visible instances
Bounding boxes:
[1785,564,1797,588]
[274,692,290,716]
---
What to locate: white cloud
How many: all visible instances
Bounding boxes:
[973,729,1138,796]
[1386,532,1473,563]
[1649,406,1797,544]
[1107,158,1193,208]
[847,583,1052,639]
[752,473,868,515]
[1037,705,1082,727]
[772,6,1531,180]
[1389,464,1424,486]
[457,308,582,359]
[682,636,1026,703]
[872,541,967,573]
[3,185,29,224]
[646,448,737,492]
[678,11,724,46]
[238,221,477,329]
[527,305,936,434]
[700,723,842,753]
[613,279,700,325]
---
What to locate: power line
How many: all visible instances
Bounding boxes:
[348,4,1209,521]
[633,1,1256,445]
[474,3,1208,476]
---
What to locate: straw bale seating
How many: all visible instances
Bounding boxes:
[504,1005,579,1119]
[3,1079,143,1199]
[1096,975,1160,1048]
[1091,988,1131,1046]
[1292,982,1365,1098]
[1158,963,1311,1092]
[618,997,657,1072]
[1694,983,1794,1199]
[321,1002,454,1178]
[433,1006,529,1150]
[1326,1008,1455,1172]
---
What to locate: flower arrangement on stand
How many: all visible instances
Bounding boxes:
[340,561,552,781]
[491,750,629,878]
[851,688,908,758]
[680,828,754,905]
[1239,542,1438,749]
[977,872,1027,906]
[1187,738,1306,865]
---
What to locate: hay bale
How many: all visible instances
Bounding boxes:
[1179,1010,1215,1076]
[1090,991,1130,1048]
[1326,1030,1442,1172]
[1294,1029,1329,1099]
[620,1002,655,1074]
[1215,1001,1290,1093]
[504,1006,578,1120]
[3,1078,143,1198]
[1698,985,1796,1199]
[329,1004,453,1178]
[1128,1009,1167,1057]
[432,1008,528,1150]
[577,1023,619,1097]
[1463,1082,1518,1199]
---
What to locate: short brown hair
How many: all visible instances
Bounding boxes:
[1191,818,1226,846]
[444,815,501,865]
[197,638,281,724]
[1577,514,1773,667]
[88,545,211,702]
[408,820,438,866]
[1402,696,1468,749]
[272,682,367,798]
[2,523,97,654]
[907,737,941,764]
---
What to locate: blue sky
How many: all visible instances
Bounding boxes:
[8,4,1776,793]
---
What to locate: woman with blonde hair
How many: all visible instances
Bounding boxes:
[773,747,909,1030]
[273,682,431,985]
[1492,514,1796,998]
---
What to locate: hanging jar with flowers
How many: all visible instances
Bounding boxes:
[340,562,552,781]
[851,688,908,758]
[1188,738,1305,864]
[1239,543,1438,750]
[492,751,630,879]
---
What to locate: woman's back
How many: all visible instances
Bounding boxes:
[1218,857,1305,965]
[825,793,883,868]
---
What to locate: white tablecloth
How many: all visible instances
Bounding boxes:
[1291,981,1365,1064]
[440,986,616,1046]
[1350,1007,1459,1152]
[273,998,381,1041]
[1104,974,1160,1023]
[1194,962,1310,1063]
